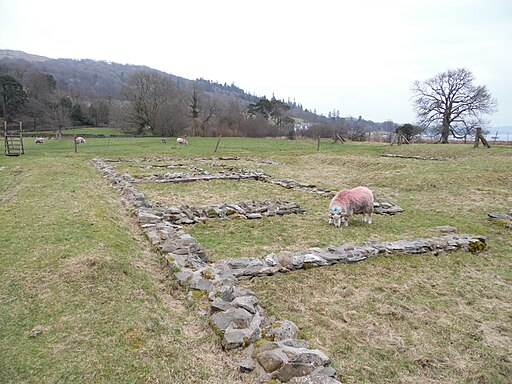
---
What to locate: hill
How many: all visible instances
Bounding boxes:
[0,49,394,135]
[0,49,49,62]
[0,49,259,103]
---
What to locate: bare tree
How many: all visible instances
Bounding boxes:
[45,92,73,138]
[19,72,57,129]
[188,88,216,136]
[411,68,498,143]
[120,71,187,136]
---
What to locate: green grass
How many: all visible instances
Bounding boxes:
[1,137,511,383]
[0,147,256,383]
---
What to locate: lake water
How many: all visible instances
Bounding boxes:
[484,126,512,142]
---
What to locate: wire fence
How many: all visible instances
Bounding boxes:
[484,131,512,142]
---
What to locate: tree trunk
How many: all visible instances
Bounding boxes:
[441,121,450,143]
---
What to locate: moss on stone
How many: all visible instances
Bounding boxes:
[201,268,215,280]
[303,262,314,270]
[191,289,207,300]
[253,337,274,348]
[468,239,486,254]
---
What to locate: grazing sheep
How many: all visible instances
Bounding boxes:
[161,138,167,144]
[75,136,86,144]
[329,186,374,227]
[176,137,188,145]
[35,137,44,144]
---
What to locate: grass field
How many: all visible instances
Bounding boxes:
[1,136,511,383]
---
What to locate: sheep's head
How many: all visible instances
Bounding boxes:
[330,207,343,227]
[330,206,350,227]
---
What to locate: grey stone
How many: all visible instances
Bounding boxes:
[276,362,316,382]
[264,253,279,266]
[173,271,192,284]
[228,257,263,270]
[282,347,331,367]
[137,211,161,223]
[346,251,368,262]
[290,255,305,268]
[232,295,258,314]
[317,366,338,378]
[289,374,341,384]
[211,298,233,313]
[222,329,247,350]
[303,253,328,266]
[282,339,310,349]
[223,312,262,350]
[488,212,512,221]
[210,307,254,334]
[267,320,299,341]
[219,286,236,302]
[179,233,196,241]
[239,358,255,373]
[252,341,280,358]
[386,206,404,214]
[256,350,287,373]
[190,279,213,291]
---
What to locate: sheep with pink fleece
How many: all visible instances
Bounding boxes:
[329,186,374,227]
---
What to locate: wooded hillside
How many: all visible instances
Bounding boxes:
[1,49,396,138]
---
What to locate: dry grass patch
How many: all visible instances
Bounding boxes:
[243,248,512,383]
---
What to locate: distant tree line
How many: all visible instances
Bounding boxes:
[8,57,475,142]
[0,61,316,138]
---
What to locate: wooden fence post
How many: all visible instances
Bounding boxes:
[474,128,480,148]
[214,135,222,153]
[474,127,491,148]
[74,134,78,153]
[317,136,320,151]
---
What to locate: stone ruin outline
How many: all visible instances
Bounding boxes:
[92,157,486,383]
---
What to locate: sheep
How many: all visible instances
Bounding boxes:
[161,138,167,144]
[177,137,188,145]
[35,137,44,144]
[329,186,374,227]
[75,136,86,144]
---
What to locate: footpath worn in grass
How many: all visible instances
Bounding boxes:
[1,137,511,383]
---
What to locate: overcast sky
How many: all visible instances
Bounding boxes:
[1,0,511,126]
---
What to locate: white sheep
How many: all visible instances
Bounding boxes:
[176,137,188,145]
[75,136,86,144]
[35,137,44,144]
[329,186,374,227]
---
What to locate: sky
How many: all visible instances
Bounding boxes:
[1,0,511,126]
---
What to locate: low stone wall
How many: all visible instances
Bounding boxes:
[381,153,451,161]
[209,234,486,279]
[488,211,512,229]
[136,200,305,226]
[92,157,486,383]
